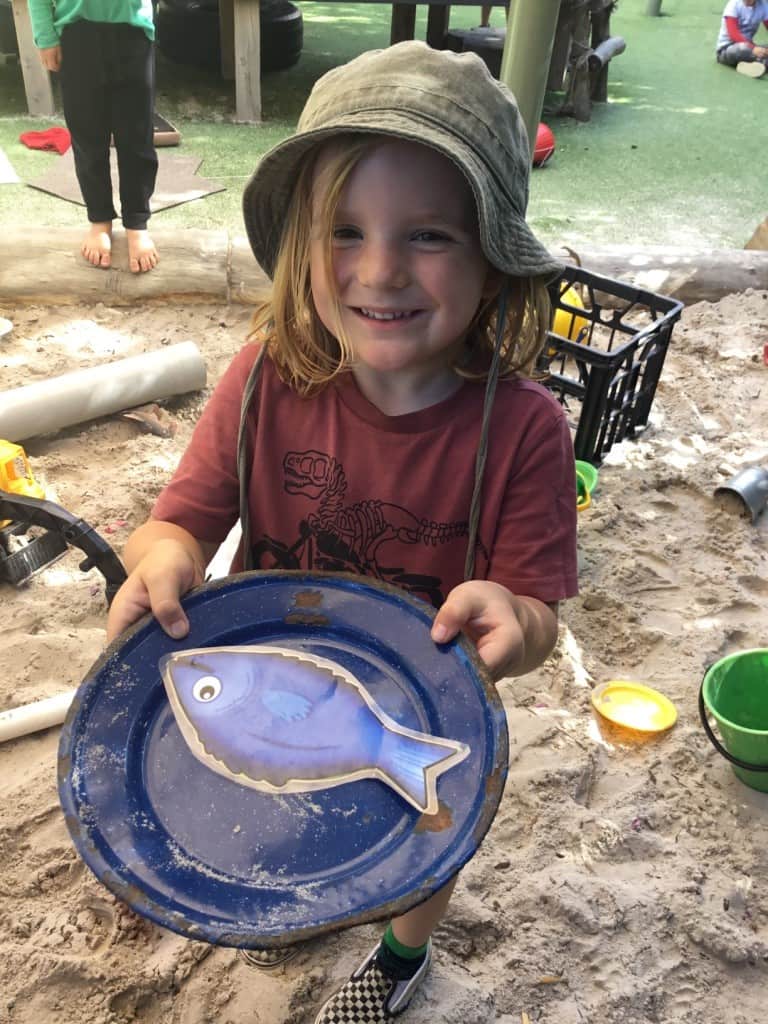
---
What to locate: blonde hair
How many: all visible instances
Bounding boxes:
[246,135,552,394]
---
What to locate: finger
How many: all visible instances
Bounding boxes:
[147,580,190,639]
[431,587,485,644]
[474,628,519,677]
[106,583,150,642]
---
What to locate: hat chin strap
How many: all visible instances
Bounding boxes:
[237,288,508,584]
[463,285,507,582]
[237,344,268,571]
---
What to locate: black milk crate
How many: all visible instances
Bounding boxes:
[541,265,683,466]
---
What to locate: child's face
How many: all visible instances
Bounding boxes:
[309,139,495,392]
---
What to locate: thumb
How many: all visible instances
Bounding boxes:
[431,586,481,645]
[150,581,191,640]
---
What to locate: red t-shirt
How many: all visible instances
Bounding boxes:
[152,345,578,608]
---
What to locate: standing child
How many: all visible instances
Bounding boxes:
[716,0,768,78]
[106,41,578,1022]
[27,0,159,271]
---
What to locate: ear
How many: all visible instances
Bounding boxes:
[481,267,505,300]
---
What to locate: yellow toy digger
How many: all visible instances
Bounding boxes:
[0,440,126,601]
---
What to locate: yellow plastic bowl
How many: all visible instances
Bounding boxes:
[591,680,678,736]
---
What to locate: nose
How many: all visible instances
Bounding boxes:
[355,238,409,290]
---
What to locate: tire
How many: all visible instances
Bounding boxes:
[155,0,303,75]
[261,0,303,72]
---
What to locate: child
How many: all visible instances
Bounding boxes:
[28,0,159,271]
[716,0,768,78]
[107,41,578,1022]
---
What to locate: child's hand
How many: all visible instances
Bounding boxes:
[106,539,205,643]
[38,46,62,72]
[431,580,558,681]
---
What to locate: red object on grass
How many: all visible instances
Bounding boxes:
[19,127,72,155]
[533,123,555,167]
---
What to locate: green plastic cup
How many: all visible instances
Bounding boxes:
[699,649,768,792]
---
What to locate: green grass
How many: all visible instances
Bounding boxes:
[0,0,765,248]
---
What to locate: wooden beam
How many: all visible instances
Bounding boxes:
[11,0,55,116]
[233,0,261,123]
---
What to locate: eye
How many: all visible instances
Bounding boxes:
[192,675,222,702]
[411,230,451,244]
[332,226,362,241]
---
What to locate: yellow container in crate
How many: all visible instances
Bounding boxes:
[0,440,45,527]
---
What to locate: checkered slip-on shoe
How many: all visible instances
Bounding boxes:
[238,945,299,969]
[314,940,432,1023]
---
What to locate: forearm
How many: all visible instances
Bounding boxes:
[122,519,213,577]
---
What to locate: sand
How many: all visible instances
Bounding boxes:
[1,287,767,1024]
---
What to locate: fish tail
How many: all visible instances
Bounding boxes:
[378,731,469,814]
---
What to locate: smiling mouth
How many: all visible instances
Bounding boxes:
[356,308,420,321]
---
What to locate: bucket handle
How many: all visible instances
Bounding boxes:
[698,681,768,772]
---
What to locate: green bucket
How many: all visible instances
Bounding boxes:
[575,460,599,496]
[699,649,768,792]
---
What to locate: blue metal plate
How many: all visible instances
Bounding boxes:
[58,571,508,948]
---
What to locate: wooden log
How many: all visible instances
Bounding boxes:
[557,245,768,304]
[0,227,252,306]
[587,35,625,71]
[2,229,768,306]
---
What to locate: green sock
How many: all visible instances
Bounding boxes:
[376,925,429,978]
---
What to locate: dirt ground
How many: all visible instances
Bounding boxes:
[1,288,767,1024]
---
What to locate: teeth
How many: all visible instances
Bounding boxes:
[359,309,411,321]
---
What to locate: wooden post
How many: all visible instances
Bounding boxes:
[562,2,592,122]
[426,5,451,49]
[391,3,417,44]
[589,0,612,102]
[646,0,662,15]
[233,0,261,122]
[11,0,55,116]
[219,0,235,80]
[500,0,560,151]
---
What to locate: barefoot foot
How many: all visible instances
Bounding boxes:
[126,229,159,273]
[81,223,112,268]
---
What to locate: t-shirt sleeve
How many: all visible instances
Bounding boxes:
[725,14,751,43]
[486,393,579,604]
[151,344,261,544]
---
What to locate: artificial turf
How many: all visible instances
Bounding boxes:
[0,0,765,250]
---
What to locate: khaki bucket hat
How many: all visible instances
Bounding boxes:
[243,40,562,281]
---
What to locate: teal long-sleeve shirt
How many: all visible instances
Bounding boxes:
[27,0,155,49]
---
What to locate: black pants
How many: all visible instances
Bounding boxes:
[59,21,158,230]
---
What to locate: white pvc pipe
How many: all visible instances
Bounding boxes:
[0,341,207,442]
[0,689,76,743]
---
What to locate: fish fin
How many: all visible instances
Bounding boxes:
[262,689,314,722]
[379,732,469,814]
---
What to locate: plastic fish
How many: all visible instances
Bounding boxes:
[160,645,470,814]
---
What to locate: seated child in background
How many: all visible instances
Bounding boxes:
[716,0,768,77]
[107,40,578,1022]
[27,0,159,272]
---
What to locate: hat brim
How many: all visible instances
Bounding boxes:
[242,116,563,282]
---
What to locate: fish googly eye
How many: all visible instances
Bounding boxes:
[192,676,222,703]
